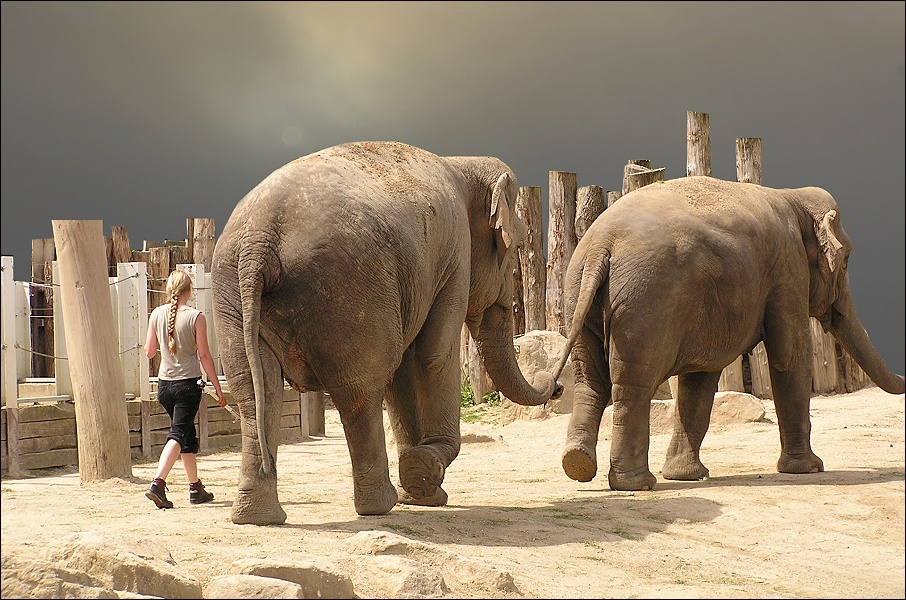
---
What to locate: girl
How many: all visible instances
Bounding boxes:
[144,269,227,509]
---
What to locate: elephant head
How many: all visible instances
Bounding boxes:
[800,188,904,394]
[448,157,561,406]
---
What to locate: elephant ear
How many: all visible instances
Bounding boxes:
[816,210,844,274]
[490,172,523,266]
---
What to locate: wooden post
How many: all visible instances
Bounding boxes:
[512,257,526,336]
[686,111,712,177]
[51,262,71,397]
[1,256,22,476]
[51,220,132,482]
[306,391,325,437]
[468,334,490,403]
[622,160,651,196]
[737,137,772,398]
[606,190,621,208]
[546,171,577,336]
[626,167,665,193]
[516,186,546,332]
[190,218,216,273]
[147,246,171,376]
[575,185,605,240]
[30,239,55,377]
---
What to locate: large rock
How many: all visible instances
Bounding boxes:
[501,329,574,423]
[1,550,118,599]
[601,392,767,435]
[230,557,354,599]
[43,531,202,599]
[204,574,303,599]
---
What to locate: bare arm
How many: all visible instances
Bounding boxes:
[195,313,227,407]
[144,315,158,360]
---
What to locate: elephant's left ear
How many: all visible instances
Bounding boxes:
[490,172,514,252]
[816,210,844,273]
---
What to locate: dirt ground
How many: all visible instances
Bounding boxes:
[2,386,904,599]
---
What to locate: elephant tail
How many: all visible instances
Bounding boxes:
[237,233,278,478]
[549,248,610,382]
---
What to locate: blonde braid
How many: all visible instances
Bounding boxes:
[164,270,193,356]
[167,290,180,355]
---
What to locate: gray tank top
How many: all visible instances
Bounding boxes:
[150,304,203,380]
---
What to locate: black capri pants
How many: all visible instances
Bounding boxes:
[157,378,203,454]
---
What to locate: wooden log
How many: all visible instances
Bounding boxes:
[749,344,773,399]
[735,138,762,184]
[575,185,605,240]
[307,391,326,437]
[51,219,132,482]
[606,190,621,209]
[19,447,78,471]
[111,226,131,264]
[190,218,216,272]
[811,319,839,394]
[29,241,55,377]
[546,171,577,337]
[512,256,526,336]
[516,186,546,332]
[621,160,651,196]
[17,433,77,455]
[686,111,712,177]
[468,334,490,403]
[147,246,171,376]
[626,167,665,194]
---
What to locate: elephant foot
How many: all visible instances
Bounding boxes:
[353,480,399,516]
[231,488,287,526]
[608,466,657,491]
[398,445,445,500]
[562,445,597,482]
[777,450,824,474]
[661,455,710,481]
[396,485,448,507]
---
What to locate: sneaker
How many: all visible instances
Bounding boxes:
[146,480,173,509]
[189,479,214,505]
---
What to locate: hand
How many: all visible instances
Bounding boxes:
[215,389,227,408]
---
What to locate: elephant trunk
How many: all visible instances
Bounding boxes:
[473,302,562,406]
[830,287,905,395]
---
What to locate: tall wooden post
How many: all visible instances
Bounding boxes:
[29,238,56,377]
[516,186,546,332]
[189,218,216,273]
[575,185,605,240]
[686,111,712,177]
[51,220,132,482]
[737,138,772,398]
[546,171,577,336]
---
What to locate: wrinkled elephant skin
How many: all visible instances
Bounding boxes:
[550,176,904,491]
[212,142,559,525]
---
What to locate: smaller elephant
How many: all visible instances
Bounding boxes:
[546,176,904,491]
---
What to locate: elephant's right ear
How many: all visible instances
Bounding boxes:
[490,172,514,252]
[815,210,844,274]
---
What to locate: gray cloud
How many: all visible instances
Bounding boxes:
[2,1,903,371]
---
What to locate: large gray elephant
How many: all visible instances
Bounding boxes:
[545,176,904,491]
[211,141,561,525]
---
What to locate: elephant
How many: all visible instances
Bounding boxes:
[211,141,561,525]
[543,175,904,491]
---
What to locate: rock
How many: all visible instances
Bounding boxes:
[43,531,202,599]
[1,550,118,599]
[355,555,448,598]
[501,329,574,423]
[204,574,303,599]
[230,557,354,599]
[601,392,766,436]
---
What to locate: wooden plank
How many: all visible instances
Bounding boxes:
[19,447,79,471]
[16,402,75,422]
[626,167,665,193]
[18,418,76,439]
[749,343,773,399]
[718,356,745,392]
[17,433,77,454]
[810,318,839,394]
[307,391,326,437]
[621,160,651,197]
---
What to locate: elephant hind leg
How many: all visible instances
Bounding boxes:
[661,370,720,481]
[332,384,399,516]
[608,381,659,491]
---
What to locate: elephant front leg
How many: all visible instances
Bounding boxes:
[662,371,720,481]
[608,384,657,491]
[388,349,450,507]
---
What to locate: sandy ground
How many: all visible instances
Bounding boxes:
[1,386,904,599]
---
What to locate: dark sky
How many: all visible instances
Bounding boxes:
[2,1,903,372]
